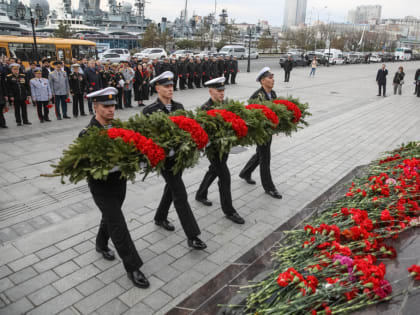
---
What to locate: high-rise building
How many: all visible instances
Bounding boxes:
[348,5,382,25]
[283,0,307,28]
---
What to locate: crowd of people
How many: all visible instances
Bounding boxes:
[0,54,240,128]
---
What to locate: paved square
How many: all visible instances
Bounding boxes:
[1,60,420,315]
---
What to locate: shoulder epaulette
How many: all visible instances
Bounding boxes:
[6,73,12,77]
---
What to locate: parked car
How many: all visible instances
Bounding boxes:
[245,49,259,59]
[134,48,167,60]
[306,51,328,65]
[369,54,382,63]
[101,48,130,61]
[100,53,128,63]
[279,53,308,68]
[218,45,246,59]
[171,50,196,59]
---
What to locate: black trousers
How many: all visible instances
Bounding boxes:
[202,75,209,86]
[230,73,237,84]
[196,153,236,215]
[72,94,85,116]
[239,136,276,192]
[124,90,132,107]
[378,83,386,96]
[154,165,201,239]
[36,101,49,121]
[194,76,201,88]
[116,88,123,109]
[89,175,143,273]
[173,78,178,90]
[285,71,291,82]
[13,100,29,124]
[187,76,194,89]
[179,76,186,90]
[0,104,6,127]
[224,72,230,83]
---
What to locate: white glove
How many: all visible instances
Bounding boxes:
[168,149,175,157]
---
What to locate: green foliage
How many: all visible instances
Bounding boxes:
[141,22,159,48]
[176,39,199,50]
[53,23,74,39]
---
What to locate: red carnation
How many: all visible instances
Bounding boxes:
[207,109,248,138]
[65,98,71,103]
[408,265,420,280]
[91,82,95,86]
[25,99,30,105]
[169,116,209,149]
[47,104,53,109]
[246,104,279,127]
[273,99,302,123]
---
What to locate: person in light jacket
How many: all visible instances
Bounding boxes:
[30,68,52,122]
[121,61,134,108]
[392,66,405,95]
[48,61,70,120]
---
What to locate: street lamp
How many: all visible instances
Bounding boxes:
[16,2,43,63]
[246,25,254,73]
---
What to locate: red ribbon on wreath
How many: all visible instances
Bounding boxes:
[107,128,166,167]
[207,109,248,138]
[273,99,302,123]
[169,115,209,149]
[246,104,279,127]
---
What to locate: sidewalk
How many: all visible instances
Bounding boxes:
[0,62,419,315]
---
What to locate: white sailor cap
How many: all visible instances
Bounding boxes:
[150,71,174,86]
[10,63,20,68]
[34,67,42,73]
[204,77,226,90]
[256,66,273,82]
[87,87,118,105]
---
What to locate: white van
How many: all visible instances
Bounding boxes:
[219,45,246,59]
[324,49,344,65]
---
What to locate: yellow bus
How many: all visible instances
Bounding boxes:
[0,36,97,67]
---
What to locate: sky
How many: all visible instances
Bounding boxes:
[40,0,420,26]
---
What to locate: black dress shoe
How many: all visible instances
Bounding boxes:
[81,113,87,116]
[23,121,32,125]
[127,270,150,288]
[155,219,175,231]
[265,190,283,199]
[195,196,212,206]
[63,116,71,119]
[188,237,207,250]
[226,212,245,224]
[45,118,51,122]
[17,122,22,126]
[239,173,256,185]
[0,125,7,128]
[95,246,115,261]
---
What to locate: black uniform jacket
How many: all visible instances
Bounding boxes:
[143,97,184,115]
[249,87,277,102]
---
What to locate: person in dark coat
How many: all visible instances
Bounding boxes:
[283,55,293,82]
[41,59,53,79]
[224,56,231,84]
[85,59,103,114]
[109,63,124,110]
[170,58,179,91]
[414,68,420,96]
[187,58,195,89]
[6,63,31,126]
[80,87,149,289]
[392,66,405,95]
[142,71,207,251]
[209,56,218,79]
[239,67,282,199]
[196,76,245,224]
[193,57,202,88]
[133,64,147,106]
[202,56,211,86]
[69,64,87,116]
[178,57,188,90]
[230,56,238,84]
[376,64,388,97]
[217,56,225,77]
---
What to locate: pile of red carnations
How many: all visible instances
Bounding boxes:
[169,115,209,149]
[273,99,302,123]
[107,128,166,167]
[234,142,420,315]
[207,109,249,139]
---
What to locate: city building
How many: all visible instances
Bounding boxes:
[283,0,307,28]
[348,5,382,25]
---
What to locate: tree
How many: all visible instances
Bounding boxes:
[53,23,73,38]
[176,39,198,49]
[221,22,239,44]
[215,40,227,51]
[195,24,211,50]
[257,29,274,52]
[141,22,159,48]
[158,29,173,51]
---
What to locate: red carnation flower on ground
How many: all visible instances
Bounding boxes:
[246,104,279,127]
[408,265,420,280]
[169,115,209,149]
[207,109,248,138]
[273,99,302,123]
